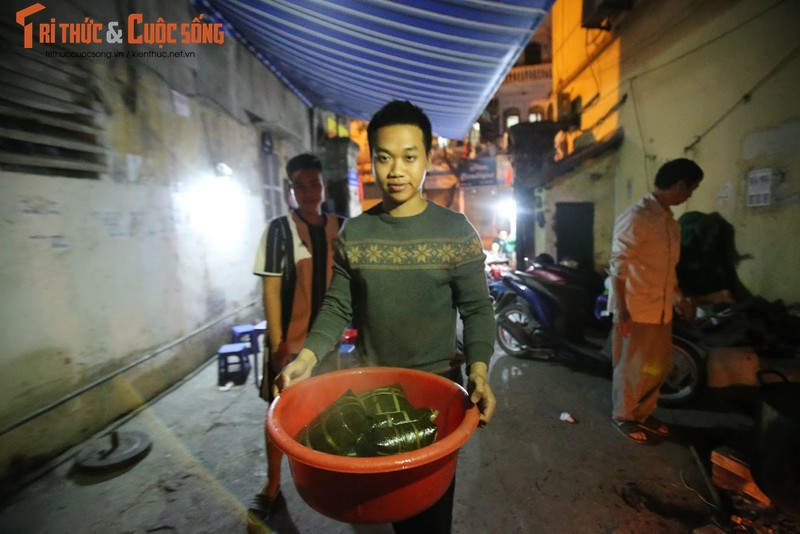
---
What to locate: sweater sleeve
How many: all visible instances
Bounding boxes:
[303,236,353,359]
[452,232,495,368]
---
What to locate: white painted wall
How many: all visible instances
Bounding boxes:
[547,0,800,302]
[0,0,310,485]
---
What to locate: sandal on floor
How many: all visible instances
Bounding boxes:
[637,416,670,436]
[247,490,286,523]
[613,420,649,444]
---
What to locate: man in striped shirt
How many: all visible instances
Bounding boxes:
[249,153,344,526]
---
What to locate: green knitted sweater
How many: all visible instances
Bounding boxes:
[304,202,495,374]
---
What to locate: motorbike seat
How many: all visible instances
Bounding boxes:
[514,271,559,302]
[513,271,594,341]
[517,271,588,303]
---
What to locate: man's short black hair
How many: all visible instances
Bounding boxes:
[286,153,322,180]
[654,158,704,189]
[367,100,433,155]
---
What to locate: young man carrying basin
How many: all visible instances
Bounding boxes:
[278,100,497,533]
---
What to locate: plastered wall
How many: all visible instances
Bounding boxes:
[547,0,800,302]
[535,155,618,271]
[0,0,310,487]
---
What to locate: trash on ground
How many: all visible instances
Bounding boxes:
[559,412,576,423]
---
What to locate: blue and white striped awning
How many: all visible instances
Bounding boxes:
[192,0,554,139]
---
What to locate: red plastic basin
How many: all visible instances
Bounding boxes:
[267,366,480,524]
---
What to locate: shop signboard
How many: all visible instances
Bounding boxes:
[459,157,497,186]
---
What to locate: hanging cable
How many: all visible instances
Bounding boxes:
[0,300,258,438]
[684,42,800,153]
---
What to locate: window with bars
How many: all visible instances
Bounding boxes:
[528,106,544,123]
[0,25,106,179]
[504,107,521,130]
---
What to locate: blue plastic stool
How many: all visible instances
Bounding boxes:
[253,320,267,356]
[231,324,259,384]
[231,324,257,354]
[217,342,251,386]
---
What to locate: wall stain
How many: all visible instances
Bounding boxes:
[19,197,61,215]
[90,210,126,238]
[29,235,69,249]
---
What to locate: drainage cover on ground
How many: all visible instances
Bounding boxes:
[74,430,152,473]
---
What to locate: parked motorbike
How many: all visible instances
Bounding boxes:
[485,252,512,302]
[494,267,706,406]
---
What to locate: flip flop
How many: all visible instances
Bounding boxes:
[613,420,649,444]
[637,416,670,436]
[247,490,286,524]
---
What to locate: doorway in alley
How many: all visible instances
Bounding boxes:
[554,202,594,271]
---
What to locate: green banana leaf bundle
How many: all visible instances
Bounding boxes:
[296,390,370,456]
[296,384,439,457]
[358,385,414,417]
[364,407,439,456]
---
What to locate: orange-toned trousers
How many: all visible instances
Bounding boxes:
[611,322,672,423]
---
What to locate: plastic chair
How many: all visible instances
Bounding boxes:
[231,324,259,386]
[231,324,257,353]
[217,342,251,386]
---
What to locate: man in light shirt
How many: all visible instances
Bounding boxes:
[609,158,703,443]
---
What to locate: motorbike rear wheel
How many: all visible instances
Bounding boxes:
[496,301,550,359]
[659,338,705,407]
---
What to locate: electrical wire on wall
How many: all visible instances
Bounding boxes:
[683,43,800,154]
[629,0,791,80]
[628,76,653,193]
[602,0,795,186]
[0,300,258,439]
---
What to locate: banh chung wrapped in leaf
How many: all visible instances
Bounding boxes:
[296,390,370,456]
[296,384,439,457]
[358,385,414,416]
[365,408,439,456]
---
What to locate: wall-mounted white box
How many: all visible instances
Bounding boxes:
[745,168,781,207]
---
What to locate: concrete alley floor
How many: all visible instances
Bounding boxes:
[0,345,791,534]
